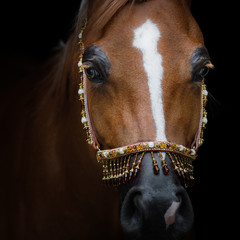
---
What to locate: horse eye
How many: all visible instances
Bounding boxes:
[199,66,209,78]
[85,67,104,83]
[193,65,210,83]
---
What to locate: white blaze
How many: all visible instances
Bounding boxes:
[133,19,167,142]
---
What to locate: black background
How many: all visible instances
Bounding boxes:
[0,1,236,239]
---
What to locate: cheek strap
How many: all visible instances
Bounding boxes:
[191,83,208,150]
[78,72,100,151]
[77,21,100,151]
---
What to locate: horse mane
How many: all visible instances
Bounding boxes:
[76,0,189,45]
[75,0,138,45]
[31,0,138,117]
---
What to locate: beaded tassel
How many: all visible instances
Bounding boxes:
[102,153,146,187]
[167,152,194,187]
[169,154,178,177]
[129,153,138,180]
[159,152,169,175]
[151,152,160,175]
[124,156,131,182]
[101,150,194,188]
[134,152,145,176]
[97,141,196,187]
[102,159,108,185]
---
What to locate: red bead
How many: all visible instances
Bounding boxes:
[162,166,169,175]
[153,165,160,175]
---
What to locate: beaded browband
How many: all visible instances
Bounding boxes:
[77,21,208,187]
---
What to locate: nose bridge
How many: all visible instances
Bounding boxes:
[132,19,167,143]
[120,92,156,145]
[134,152,180,197]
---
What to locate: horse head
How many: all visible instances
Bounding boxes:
[73,0,212,239]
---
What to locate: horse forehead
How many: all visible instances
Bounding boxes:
[132,2,202,45]
[100,1,202,54]
[94,0,203,80]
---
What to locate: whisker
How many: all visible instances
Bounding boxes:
[208,91,221,106]
[207,91,222,119]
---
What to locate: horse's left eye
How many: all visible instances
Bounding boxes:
[199,66,209,78]
[85,66,104,83]
[193,65,210,83]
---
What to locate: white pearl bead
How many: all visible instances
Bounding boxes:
[78,32,82,39]
[190,149,196,156]
[148,142,154,148]
[78,89,84,95]
[202,117,208,124]
[202,90,208,96]
[179,145,184,151]
[119,148,124,154]
[78,61,82,67]
[81,117,87,124]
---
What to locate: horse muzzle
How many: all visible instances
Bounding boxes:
[118,152,194,240]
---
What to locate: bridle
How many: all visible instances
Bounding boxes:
[77,21,208,188]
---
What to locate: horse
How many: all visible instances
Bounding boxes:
[0,0,213,239]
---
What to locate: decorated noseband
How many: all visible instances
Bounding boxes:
[77,21,208,188]
[96,141,196,187]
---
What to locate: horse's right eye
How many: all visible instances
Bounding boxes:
[85,66,104,83]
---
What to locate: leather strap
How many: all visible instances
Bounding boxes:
[191,86,203,151]
[83,72,100,150]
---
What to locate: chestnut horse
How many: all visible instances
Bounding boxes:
[0,0,212,239]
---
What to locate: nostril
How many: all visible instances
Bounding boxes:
[120,188,144,237]
[172,188,194,235]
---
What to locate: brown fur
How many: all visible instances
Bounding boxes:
[1,0,206,239]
